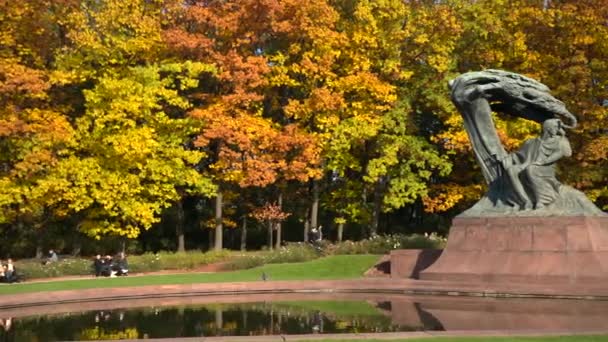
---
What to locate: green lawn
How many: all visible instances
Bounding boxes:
[301,336,608,342]
[0,254,380,295]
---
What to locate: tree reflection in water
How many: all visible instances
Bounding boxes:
[0,301,423,341]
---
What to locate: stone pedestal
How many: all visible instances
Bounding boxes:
[390,249,442,279]
[420,216,608,284]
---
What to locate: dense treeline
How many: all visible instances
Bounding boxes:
[1,0,607,257]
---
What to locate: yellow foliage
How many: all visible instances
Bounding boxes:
[423,183,484,213]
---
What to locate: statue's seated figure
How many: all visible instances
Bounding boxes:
[500,119,572,210]
[449,69,605,217]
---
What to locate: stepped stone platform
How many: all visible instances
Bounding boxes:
[420,216,608,284]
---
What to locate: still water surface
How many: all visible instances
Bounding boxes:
[0,300,427,341]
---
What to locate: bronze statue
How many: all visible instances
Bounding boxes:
[449,69,605,216]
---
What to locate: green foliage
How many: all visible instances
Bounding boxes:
[222,243,319,271]
[40,63,218,238]
[16,250,231,279]
[128,250,231,272]
[324,233,446,255]
[16,258,93,279]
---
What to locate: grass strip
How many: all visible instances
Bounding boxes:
[0,254,380,295]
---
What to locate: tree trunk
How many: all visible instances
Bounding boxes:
[337,222,344,242]
[72,234,82,256]
[275,192,283,250]
[370,179,382,237]
[303,209,310,242]
[267,221,274,250]
[214,190,223,251]
[208,229,214,250]
[311,179,319,231]
[240,215,247,251]
[35,244,43,259]
[176,199,185,252]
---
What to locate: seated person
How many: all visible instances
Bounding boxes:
[0,262,5,282]
[114,253,128,276]
[4,259,15,283]
[93,254,104,277]
[95,256,113,277]
[104,255,116,277]
[42,249,59,265]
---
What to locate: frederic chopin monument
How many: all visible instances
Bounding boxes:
[420,70,608,284]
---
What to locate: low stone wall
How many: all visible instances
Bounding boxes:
[389,249,442,279]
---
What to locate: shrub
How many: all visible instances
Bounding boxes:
[325,233,446,255]
[223,243,319,271]
[129,250,231,273]
[16,250,232,279]
[16,258,93,279]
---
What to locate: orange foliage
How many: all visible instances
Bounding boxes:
[251,202,291,223]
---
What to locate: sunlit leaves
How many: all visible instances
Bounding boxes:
[2,0,607,240]
[63,64,216,237]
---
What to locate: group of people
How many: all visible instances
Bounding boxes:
[0,259,17,283]
[93,252,128,278]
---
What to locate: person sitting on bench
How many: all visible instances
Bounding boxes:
[93,254,104,277]
[113,252,128,276]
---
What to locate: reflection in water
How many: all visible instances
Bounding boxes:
[0,301,423,341]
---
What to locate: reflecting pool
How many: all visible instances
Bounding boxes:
[2,293,607,341]
[0,300,419,341]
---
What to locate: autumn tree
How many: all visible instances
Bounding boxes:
[35,0,215,239]
[164,0,326,249]
[0,0,78,255]
[251,202,290,250]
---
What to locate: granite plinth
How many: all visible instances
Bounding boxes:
[420,216,608,284]
[390,249,442,279]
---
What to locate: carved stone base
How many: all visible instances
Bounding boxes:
[420,216,608,284]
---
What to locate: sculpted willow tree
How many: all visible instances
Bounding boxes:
[448,69,604,216]
[426,0,608,214]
